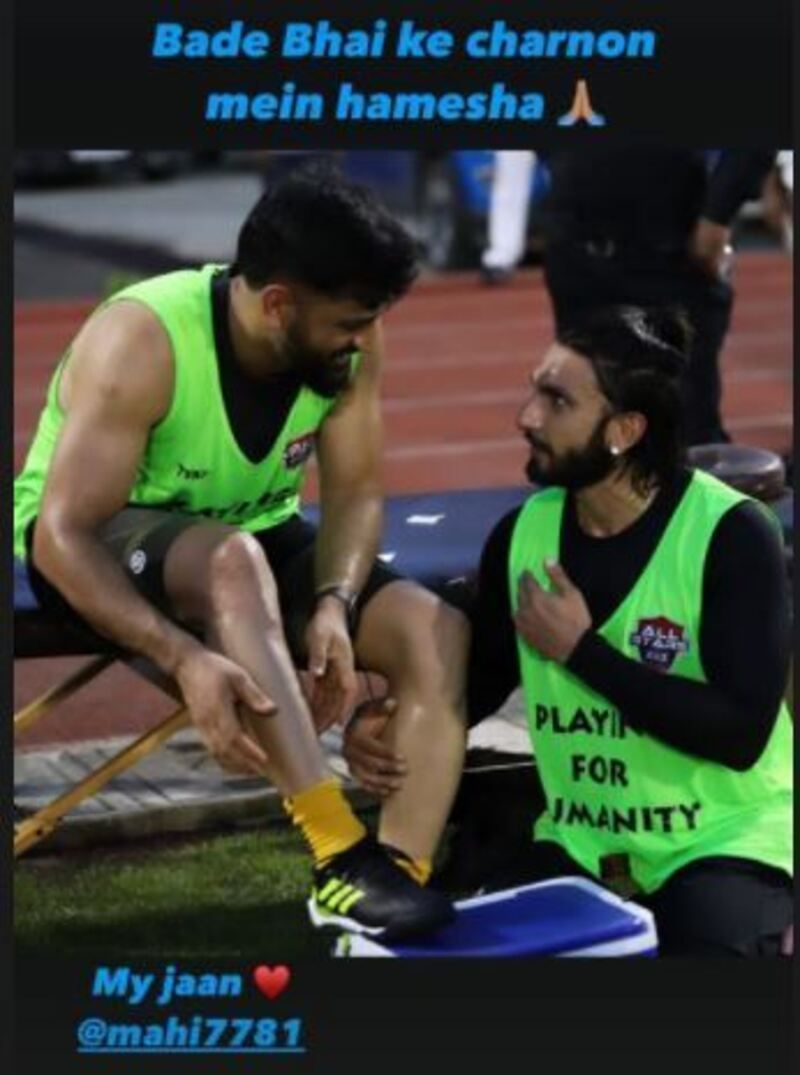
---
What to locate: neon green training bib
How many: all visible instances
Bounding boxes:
[509,470,793,893]
[14,265,355,557]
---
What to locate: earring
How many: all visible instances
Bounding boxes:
[609,445,621,456]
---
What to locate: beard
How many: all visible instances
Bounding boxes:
[525,414,617,490]
[282,323,355,398]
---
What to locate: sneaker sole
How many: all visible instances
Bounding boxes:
[307,898,387,938]
[307,897,455,942]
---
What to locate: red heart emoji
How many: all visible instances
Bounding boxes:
[253,964,291,1000]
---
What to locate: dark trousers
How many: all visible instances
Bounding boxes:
[487,840,793,957]
[543,239,734,446]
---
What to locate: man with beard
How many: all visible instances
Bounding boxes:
[13,165,467,941]
[345,305,792,955]
[537,148,775,445]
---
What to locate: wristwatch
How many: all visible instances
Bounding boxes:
[314,584,359,635]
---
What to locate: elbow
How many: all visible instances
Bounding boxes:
[31,509,77,586]
[718,737,768,773]
[721,704,781,772]
[724,753,758,773]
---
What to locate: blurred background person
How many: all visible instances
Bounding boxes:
[537,148,776,445]
[480,151,537,285]
[763,150,793,253]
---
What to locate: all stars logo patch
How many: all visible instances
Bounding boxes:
[283,433,315,469]
[629,616,689,672]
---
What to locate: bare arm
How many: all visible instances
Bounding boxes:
[304,321,386,728]
[314,319,385,600]
[33,300,273,774]
[32,301,202,676]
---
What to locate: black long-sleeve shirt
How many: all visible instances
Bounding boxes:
[466,470,790,772]
[540,149,776,245]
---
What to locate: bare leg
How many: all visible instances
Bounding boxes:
[163,526,328,795]
[354,580,469,862]
[160,524,454,937]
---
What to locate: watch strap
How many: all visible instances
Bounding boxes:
[314,584,359,633]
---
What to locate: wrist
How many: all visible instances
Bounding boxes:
[161,631,203,679]
[314,584,359,635]
[564,627,594,668]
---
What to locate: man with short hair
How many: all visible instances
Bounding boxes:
[346,305,793,955]
[538,148,775,444]
[14,165,467,941]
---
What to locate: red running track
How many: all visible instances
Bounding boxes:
[14,255,793,746]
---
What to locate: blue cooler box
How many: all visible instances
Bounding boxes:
[336,877,658,958]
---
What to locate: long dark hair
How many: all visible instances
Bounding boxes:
[558,305,692,494]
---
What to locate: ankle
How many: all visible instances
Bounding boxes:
[381,843,432,886]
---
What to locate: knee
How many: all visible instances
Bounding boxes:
[380,589,470,707]
[430,600,471,676]
[208,531,280,623]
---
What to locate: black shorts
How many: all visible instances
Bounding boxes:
[25,507,402,662]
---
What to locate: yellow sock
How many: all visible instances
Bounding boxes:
[391,853,433,886]
[283,779,366,866]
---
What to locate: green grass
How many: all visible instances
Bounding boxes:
[14,825,333,959]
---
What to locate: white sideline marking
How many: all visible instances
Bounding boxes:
[405,514,445,525]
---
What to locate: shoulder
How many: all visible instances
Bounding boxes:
[703,496,787,600]
[710,497,785,556]
[472,505,524,620]
[59,299,174,425]
[80,296,173,358]
[510,484,565,529]
[481,505,524,568]
[685,468,785,564]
